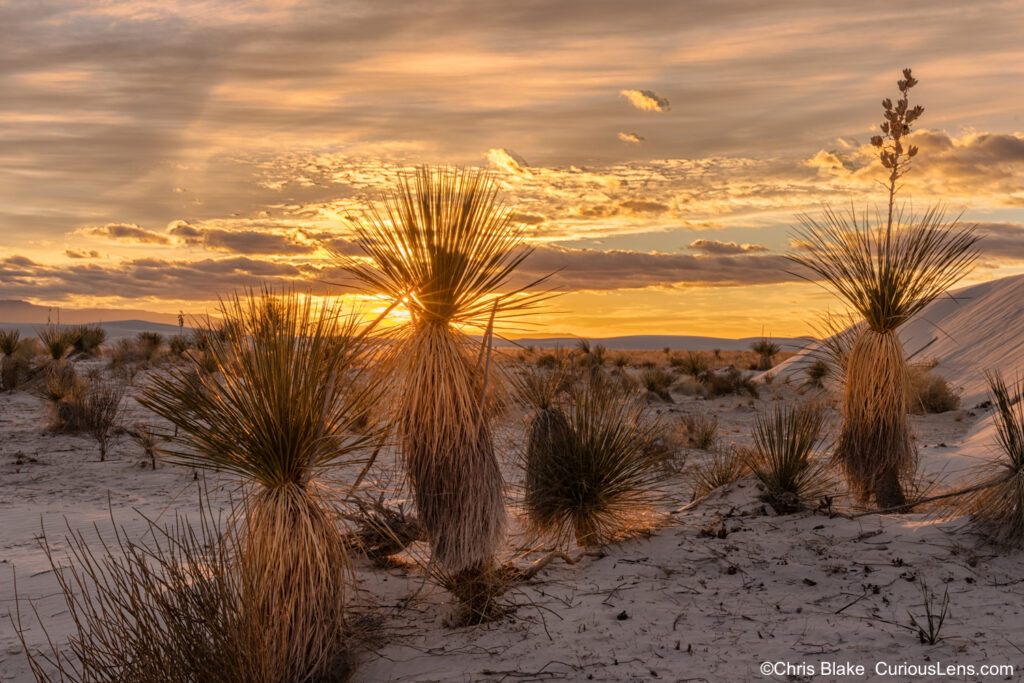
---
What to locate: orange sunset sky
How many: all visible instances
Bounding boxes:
[2,1,1024,338]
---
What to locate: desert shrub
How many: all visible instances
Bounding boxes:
[689,446,748,499]
[641,366,675,402]
[787,69,979,509]
[959,373,1024,545]
[908,366,960,414]
[74,380,125,461]
[699,367,759,399]
[37,325,74,362]
[805,359,830,388]
[107,338,144,383]
[70,324,106,356]
[168,334,190,356]
[136,331,163,362]
[672,351,709,377]
[140,289,380,680]
[1,332,34,391]
[744,402,832,513]
[751,338,781,371]
[681,412,718,450]
[523,374,663,547]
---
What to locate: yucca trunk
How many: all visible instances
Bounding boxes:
[835,328,914,508]
[240,484,350,682]
[400,322,505,574]
[525,407,572,496]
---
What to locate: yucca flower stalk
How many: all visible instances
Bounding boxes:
[789,69,979,508]
[139,288,381,681]
[337,166,549,598]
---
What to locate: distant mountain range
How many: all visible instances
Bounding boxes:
[0,299,809,351]
[0,299,182,326]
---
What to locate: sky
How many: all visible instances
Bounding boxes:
[2,0,1024,338]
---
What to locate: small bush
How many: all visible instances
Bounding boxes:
[36,364,82,430]
[672,351,709,377]
[699,367,759,399]
[689,446,748,499]
[137,331,163,362]
[681,412,718,450]
[804,359,830,388]
[522,374,663,547]
[168,334,191,356]
[744,402,832,513]
[129,425,164,469]
[75,380,125,461]
[641,367,676,402]
[908,367,960,414]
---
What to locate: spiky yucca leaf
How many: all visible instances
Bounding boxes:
[37,325,73,362]
[960,372,1024,545]
[745,402,832,513]
[690,446,748,500]
[790,205,979,333]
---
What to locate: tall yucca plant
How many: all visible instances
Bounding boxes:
[338,166,548,589]
[789,69,980,508]
[139,288,380,682]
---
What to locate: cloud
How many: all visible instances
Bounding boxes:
[618,132,644,144]
[619,89,670,112]
[80,223,170,244]
[974,222,1024,260]
[687,239,769,255]
[487,148,530,175]
[167,220,316,254]
[65,249,102,259]
[511,244,803,291]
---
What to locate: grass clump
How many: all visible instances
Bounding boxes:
[136,331,163,362]
[689,446,749,499]
[523,374,663,547]
[804,359,830,388]
[681,412,718,450]
[788,69,979,509]
[672,351,709,377]
[699,367,759,399]
[744,403,832,513]
[139,289,379,681]
[640,366,675,402]
[959,373,1024,546]
[338,166,549,617]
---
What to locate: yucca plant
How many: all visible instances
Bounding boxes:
[523,374,663,547]
[0,329,21,357]
[139,288,380,681]
[789,69,980,508]
[959,372,1024,545]
[744,402,832,513]
[336,166,549,611]
[515,365,574,521]
[751,338,781,371]
[136,331,163,362]
[37,325,73,362]
[641,366,675,402]
[70,324,106,356]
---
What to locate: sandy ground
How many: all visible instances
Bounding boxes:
[1,354,1022,682]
